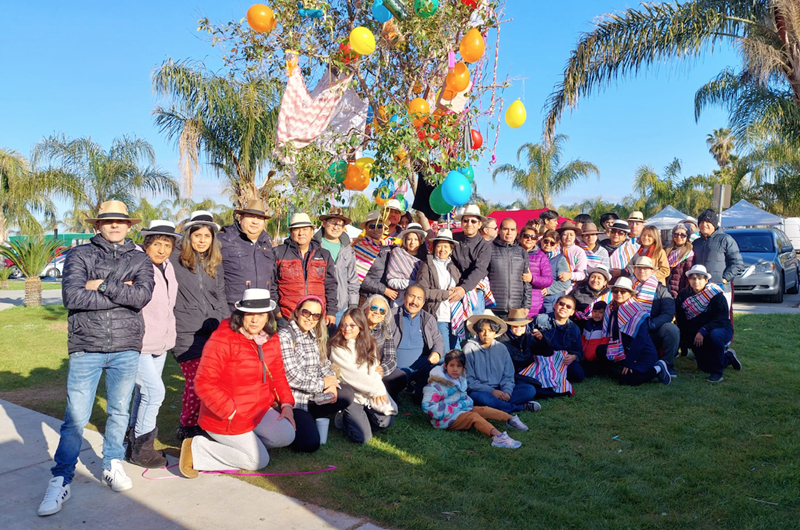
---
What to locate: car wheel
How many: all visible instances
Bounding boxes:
[787,269,800,295]
[9,267,23,279]
[769,273,785,303]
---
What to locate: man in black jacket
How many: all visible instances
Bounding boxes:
[39,201,155,517]
[218,199,276,312]
[487,218,531,319]
[692,209,745,318]
[631,256,679,377]
[450,204,492,308]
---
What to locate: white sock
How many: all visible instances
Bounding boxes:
[654,365,662,374]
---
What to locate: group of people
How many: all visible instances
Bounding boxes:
[37,197,746,517]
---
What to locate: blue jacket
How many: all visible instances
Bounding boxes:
[218,222,276,312]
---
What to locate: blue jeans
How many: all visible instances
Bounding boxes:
[469,382,537,413]
[129,353,168,436]
[52,350,139,484]
[436,321,459,351]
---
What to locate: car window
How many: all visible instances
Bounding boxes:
[776,230,791,249]
[729,233,775,253]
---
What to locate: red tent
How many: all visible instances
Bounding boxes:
[487,209,572,228]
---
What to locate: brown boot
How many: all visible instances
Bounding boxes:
[130,428,167,468]
[179,438,198,479]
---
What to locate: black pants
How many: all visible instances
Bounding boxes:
[291,384,355,453]
[382,370,408,402]
[619,368,657,386]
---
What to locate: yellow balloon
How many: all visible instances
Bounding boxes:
[505,99,527,129]
[349,27,376,55]
[355,157,375,177]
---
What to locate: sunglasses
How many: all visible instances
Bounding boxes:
[521,234,537,240]
[369,304,387,315]
[610,229,627,235]
[610,288,628,294]
[674,233,687,238]
[556,301,574,310]
[462,218,481,224]
[367,223,384,230]
[541,239,557,246]
[299,308,322,320]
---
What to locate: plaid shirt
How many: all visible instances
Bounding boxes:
[278,320,335,410]
[370,324,397,375]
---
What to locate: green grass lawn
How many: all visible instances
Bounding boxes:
[1,280,63,290]
[2,306,798,529]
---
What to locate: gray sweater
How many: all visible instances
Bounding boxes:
[463,339,515,395]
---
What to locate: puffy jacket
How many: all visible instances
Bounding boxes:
[487,239,531,314]
[526,247,552,317]
[421,365,473,429]
[218,222,276,312]
[649,283,676,331]
[312,230,359,312]
[195,322,294,436]
[692,229,745,292]
[416,255,461,316]
[546,253,571,295]
[62,235,155,354]
[172,250,228,363]
[452,232,492,292]
[274,239,338,318]
[667,253,694,298]
[140,255,178,355]
[572,283,609,315]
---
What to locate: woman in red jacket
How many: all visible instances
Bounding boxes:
[179,289,296,478]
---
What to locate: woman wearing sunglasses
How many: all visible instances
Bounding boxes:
[517,226,552,317]
[362,294,407,400]
[538,229,570,314]
[417,229,462,350]
[328,309,396,444]
[664,223,695,298]
[278,295,354,452]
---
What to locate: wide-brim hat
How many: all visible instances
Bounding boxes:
[627,211,645,222]
[288,213,314,229]
[234,199,271,219]
[319,206,352,225]
[384,198,406,213]
[503,308,533,327]
[183,210,220,232]
[141,220,182,239]
[685,264,712,279]
[399,223,427,241]
[454,204,488,224]
[466,309,508,336]
[610,276,636,293]
[430,228,456,245]
[609,220,630,233]
[580,222,603,236]
[630,255,655,269]
[360,210,383,229]
[556,220,582,236]
[85,200,141,226]
[234,288,277,313]
[586,264,611,282]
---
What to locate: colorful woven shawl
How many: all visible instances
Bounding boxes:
[682,283,724,320]
[386,247,421,282]
[609,240,641,270]
[585,249,604,269]
[668,247,694,267]
[632,275,660,313]
[602,300,649,361]
[575,290,613,320]
[563,245,586,275]
[519,350,572,394]
[451,277,496,340]
[353,237,385,283]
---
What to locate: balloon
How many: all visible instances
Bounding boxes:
[328,160,348,183]
[396,181,409,194]
[441,171,472,207]
[445,62,470,93]
[349,27,376,55]
[246,4,277,33]
[399,197,409,211]
[344,164,369,190]
[355,157,375,178]
[375,195,387,206]
[461,0,478,9]
[470,128,483,149]
[408,97,430,121]
[338,42,358,64]
[376,178,395,202]
[372,0,393,23]
[460,28,485,63]
[505,99,527,128]
[429,185,453,215]
[383,0,408,20]
[414,0,439,18]
[459,165,475,183]
[389,114,403,129]
[395,148,407,161]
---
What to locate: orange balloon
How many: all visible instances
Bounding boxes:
[412,81,424,94]
[460,28,485,63]
[408,97,430,121]
[352,171,370,191]
[343,163,361,189]
[246,4,277,33]
[395,148,408,161]
[445,62,470,92]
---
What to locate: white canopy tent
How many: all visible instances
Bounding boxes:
[644,205,696,230]
[720,200,782,227]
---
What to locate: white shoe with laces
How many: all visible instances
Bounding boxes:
[506,414,529,431]
[103,459,133,492]
[38,476,71,516]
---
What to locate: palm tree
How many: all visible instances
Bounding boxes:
[0,237,60,307]
[544,1,800,145]
[33,135,178,226]
[706,128,736,169]
[0,149,62,243]
[491,135,599,209]
[152,59,283,207]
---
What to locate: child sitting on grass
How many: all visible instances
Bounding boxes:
[422,350,527,449]
[580,301,610,376]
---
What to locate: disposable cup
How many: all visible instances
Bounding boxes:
[315,417,330,445]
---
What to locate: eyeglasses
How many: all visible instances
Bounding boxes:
[327,221,345,227]
[367,223,384,230]
[541,239,557,246]
[556,301,574,310]
[521,234,537,240]
[462,218,481,224]
[340,323,359,329]
[674,233,687,238]
[299,308,322,320]
[369,305,387,315]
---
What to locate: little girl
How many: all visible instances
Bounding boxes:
[422,350,527,449]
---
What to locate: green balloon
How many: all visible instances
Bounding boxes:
[328,161,347,183]
[429,185,452,215]
[414,0,439,18]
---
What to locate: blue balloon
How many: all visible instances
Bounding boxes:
[459,165,475,182]
[372,0,393,23]
[389,114,403,129]
[441,171,471,207]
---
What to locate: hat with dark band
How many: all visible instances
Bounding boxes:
[141,220,182,240]
[234,288,277,313]
[85,200,141,226]
[503,308,533,327]
[234,199,271,219]
[183,210,220,232]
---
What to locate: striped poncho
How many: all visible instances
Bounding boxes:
[562,245,587,282]
[386,247,422,284]
[682,283,724,320]
[451,278,496,341]
[632,275,659,313]
[519,350,572,395]
[602,299,649,361]
[575,289,613,320]
[354,236,388,283]
[609,239,641,270]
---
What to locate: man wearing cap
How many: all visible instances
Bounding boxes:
[487,218,532,319]
[691,208,744,315]
[480,217,498,242]
[449,205,493,307]
[630,255,679,377]
[39,201,155,516]
[312,207,359,325]
[218,199,276,313]
[274,213,338,326]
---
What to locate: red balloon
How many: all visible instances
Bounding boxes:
[461,0,478,9]
[470,128,483,149]
[339,42,358,64]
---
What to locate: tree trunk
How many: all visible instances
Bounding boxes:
[0,280,8,290]
[24,277,42,307]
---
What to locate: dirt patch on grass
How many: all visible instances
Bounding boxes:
[0,385,66,408]
[47,322,68,332]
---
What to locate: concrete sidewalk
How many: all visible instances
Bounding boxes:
[0,289,63,311]
[0,399,387,530]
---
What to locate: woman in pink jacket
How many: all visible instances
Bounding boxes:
[127,221,180,468]
[518,226,552,317]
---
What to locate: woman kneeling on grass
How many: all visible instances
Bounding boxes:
[422,350,526,449]
[328,308,397,444]
[179,289,296,478]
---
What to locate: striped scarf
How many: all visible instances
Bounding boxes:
[519,350,572,394]
[546,249,561,259]
[667,247,694,267]
[575,289,613,320]
[354,237,384,283]
[682,283,724,320]
[562,245,585,274]
[602,300,649,361]
[585,249,603,269]
[632,275,659,313]
[386,247,421,282]
[451,277,496,340]
[609,239,641,270]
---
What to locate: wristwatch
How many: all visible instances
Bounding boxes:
[98,281,108,293]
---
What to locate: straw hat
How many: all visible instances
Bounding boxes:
[630,255,655,269]
[360,210,384,229]
[288,213,314,229]
[610,276,636,293]
[234,288,277,313]
[85,200,141,226]
[140,220,182,240]
[234,199,271,219]
[183,210,220,232]
[503,308,533,327]
[685,264,712,279]
[586,264,611,282]
[627,211,645,222]
[384,198,406,213]
[580,222,603,236]
[454,204,488,223]
[319,206,352,225]
[466,309,508,336]
[399,223,427,241]
[556,220,582,235]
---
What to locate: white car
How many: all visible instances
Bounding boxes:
[40,254,67,279]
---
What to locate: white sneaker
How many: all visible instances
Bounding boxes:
[38,476,71,516]
[102,459,133,492]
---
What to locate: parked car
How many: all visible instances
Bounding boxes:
[40,252,68,279]
[2,257,23,279]
[728,228,800,303]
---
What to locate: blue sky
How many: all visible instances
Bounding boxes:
[0,0,736,216]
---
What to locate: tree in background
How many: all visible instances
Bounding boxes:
[0,237,60,306]
[706,128,736,169]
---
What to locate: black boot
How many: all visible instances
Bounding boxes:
[130,428,167,468]
[124,426,134,461]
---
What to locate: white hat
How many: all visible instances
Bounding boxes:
[141,220,182,240]
[685,264,712,279]
[234,288,277,313]
[288,213,314,229]
[399,223,427,241]
[430,228,456,245]
[384,198,406,213]
[610,276,636,292]
[454,204,488,224]
[466,309,508,336]
[630,255,655,269]
[183,210,220,232]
